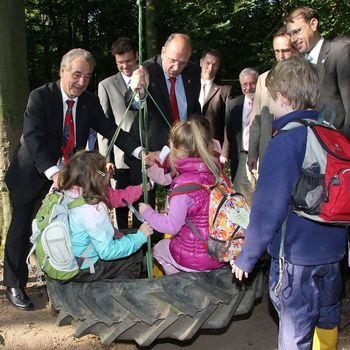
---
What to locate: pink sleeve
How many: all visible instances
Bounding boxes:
[146,164,173,186]
[142,194,190,235]
[108,185,142,208]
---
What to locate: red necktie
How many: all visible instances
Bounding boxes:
[169,77,180,123]
[61,99,75,164]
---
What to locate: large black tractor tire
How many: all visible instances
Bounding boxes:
[47,267,263,347]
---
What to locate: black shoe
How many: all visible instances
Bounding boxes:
[6,287,33,310]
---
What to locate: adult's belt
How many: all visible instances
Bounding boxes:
[240,150,248,154]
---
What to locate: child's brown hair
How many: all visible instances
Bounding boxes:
[58,150,111,207]
[266,54,321,110]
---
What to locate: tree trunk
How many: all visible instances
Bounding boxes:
[145,0,159,58]
[0,0,29,251]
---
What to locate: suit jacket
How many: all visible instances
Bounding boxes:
[202,82,231,145]
[5,81,138,200]
[248,71,273,169]
[97,72,137,168]
[225,95,244,176]
[126,55,201,152]
[316,39,350,129]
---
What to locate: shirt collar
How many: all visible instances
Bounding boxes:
[244,95,253,106]
[121,72,132,86]
[60,83,78,105]
[201,78,214,85]
[307,37,324,64]
[163,70,180,82]
[272,109,319,131]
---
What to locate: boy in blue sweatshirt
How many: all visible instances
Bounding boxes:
[232,55,347,349]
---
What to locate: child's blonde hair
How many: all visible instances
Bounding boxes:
[266,54,321,110]
[58,150,111,207]
[169,116,221,179]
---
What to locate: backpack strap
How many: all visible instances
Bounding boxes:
[169,183,211,198]
[68,196,86,209]
[169,183,212,241]
[66,196,95,273]
[185,218,205,242]
[274,219,287,297]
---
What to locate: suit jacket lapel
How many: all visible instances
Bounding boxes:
[53,81,64,147]
[204,83,220,106]
[75,93,88,148]
[115,72,128,95]
[317,39,330,66]
[233,95,245,133]
[155,55,172,124]
[181,68,195,116]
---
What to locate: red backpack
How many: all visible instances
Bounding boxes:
[282,116,350,224]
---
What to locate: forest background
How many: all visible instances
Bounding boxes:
[0,0,350,245]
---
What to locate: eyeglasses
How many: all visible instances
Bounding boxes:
[287,23,308,38]
[164,55,188,67]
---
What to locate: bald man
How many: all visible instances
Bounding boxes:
[126,33,201,154]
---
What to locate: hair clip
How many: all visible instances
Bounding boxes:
[98,170,105,177]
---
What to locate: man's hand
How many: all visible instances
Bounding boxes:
[247,158,258,173]
[52,171,60,189]
[130,66,149,99]
[231,262,249,281]
[139,202,152,214]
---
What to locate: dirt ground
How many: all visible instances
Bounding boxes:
[0,263,136,350]
[0,261,350,350]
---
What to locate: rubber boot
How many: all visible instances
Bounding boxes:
[312,326,338,350]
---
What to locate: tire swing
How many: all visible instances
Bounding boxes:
[46,0,264,346]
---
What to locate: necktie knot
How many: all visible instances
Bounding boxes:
[169,77,176,86]
[66,99,75,109]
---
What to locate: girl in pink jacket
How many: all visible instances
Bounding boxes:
[139,118,226,274]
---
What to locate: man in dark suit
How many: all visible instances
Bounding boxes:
[285,6,350,129]
[199,49,231,146]
[225,68,258,204]
[97,37,139,229]
[126,33,201,155]
[4,48,141,310]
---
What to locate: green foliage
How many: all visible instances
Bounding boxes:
[25,0,140,89]
[24,0,350,94]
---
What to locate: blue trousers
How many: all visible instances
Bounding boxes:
[269,258,342,350]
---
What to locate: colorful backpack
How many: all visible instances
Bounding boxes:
[281,113,350,224]
[27,190,93,282]
[170,176,250,262]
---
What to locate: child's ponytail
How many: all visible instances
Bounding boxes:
[189,118,221,180]
[170,116,221,180]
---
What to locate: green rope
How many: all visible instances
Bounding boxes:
[137,0,153,280]
[106,0,173,281]
[104,90,137,158]
[137,0,143,64]
[145,86,172,129]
